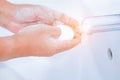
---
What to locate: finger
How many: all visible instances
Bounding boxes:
[21,23,61,38]
[55,33,81,53]
[74,27,82,38]
[35,5,79,28]
[54,12,79,29]
[39,24,61,38]
[33,5,55,25]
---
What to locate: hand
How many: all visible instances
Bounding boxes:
[0,1,79,33]
[11,24,81,58]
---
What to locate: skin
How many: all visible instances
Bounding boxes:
[0,0,81,61]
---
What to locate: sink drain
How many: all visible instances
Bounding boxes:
[107,48,113,60]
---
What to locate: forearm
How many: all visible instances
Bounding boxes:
[0,0,12,12]
[0,34,34,61]
[0,37,14,61]
[0,0,9,7]
[0,0,15,28]
[0,35,24,61]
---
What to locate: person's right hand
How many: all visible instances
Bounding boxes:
[10,24,81,59]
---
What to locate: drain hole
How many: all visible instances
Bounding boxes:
[107,48,113,60]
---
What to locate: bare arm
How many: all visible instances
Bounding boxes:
[0,24,81,61]
[0,36,15,61]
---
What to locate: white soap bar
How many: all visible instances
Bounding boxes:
[57,25,74,40]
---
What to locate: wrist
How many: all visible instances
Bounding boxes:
[0,35,29,61]
[11,34,30,58]
[0,36,16,61]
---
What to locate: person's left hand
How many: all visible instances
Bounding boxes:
[0,2,79,33]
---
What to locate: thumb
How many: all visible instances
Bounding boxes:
[49,27,61,38]
[55,33,81,53]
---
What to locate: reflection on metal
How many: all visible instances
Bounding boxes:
[81,14,120,34]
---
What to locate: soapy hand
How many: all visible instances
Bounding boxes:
[13,24,81,57]
[0,2,79,33]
